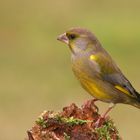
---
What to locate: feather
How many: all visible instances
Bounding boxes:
[89,52,139,99]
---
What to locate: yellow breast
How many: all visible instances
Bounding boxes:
[72,55,113,102]
[80,78,112,102]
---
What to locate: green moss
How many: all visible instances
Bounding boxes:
[55,116,89,126]
[61,116,88,125]
[95,120,120,140]
[36,114,89,128]
[36,117,48,128]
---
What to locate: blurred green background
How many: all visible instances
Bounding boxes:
[0,0,140,139]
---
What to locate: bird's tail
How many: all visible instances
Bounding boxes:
[132,101,140,109]
[131,91,140,109]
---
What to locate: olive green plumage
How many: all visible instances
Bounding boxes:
[57,27,140,109]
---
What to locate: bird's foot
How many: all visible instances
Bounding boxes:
[94,116,106,128]
[95,103,115,128]
[82,99,99,112]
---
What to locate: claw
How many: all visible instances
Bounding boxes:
[95,103,115,128]
[82,99,99,112]
[95,116,105,128]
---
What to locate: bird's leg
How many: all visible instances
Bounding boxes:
[95,103,115,127]
[82,98,99,112]
[102,103,115,119]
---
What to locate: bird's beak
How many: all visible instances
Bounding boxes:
[57,33,69,45]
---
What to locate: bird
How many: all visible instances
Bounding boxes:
[57,27,140,119]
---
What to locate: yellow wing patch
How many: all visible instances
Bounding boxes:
[90,55,97,61]
[115,85,133,97]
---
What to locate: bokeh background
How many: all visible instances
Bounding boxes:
[0,0,140,139]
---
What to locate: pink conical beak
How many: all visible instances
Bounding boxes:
[57,33,69,45]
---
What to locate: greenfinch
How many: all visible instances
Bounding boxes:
[57,27,140,113]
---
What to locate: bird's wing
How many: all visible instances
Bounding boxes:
[89,52,138,98]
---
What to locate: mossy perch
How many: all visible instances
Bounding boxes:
[27,100,122,140]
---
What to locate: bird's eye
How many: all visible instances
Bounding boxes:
[67,34,76,40]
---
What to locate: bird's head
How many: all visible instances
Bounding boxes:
[57,27,98,54]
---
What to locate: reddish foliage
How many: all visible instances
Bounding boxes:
[27,100,121,140]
